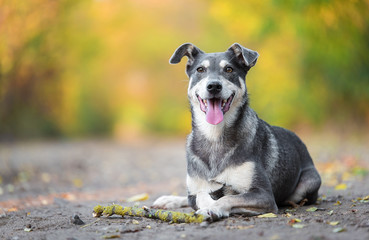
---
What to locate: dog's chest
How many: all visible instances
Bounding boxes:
[209,161,255,193]
[188,158,255,194]
[189,135,255,193]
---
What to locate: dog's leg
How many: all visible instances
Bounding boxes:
[151,195,188,209]
[284,167,321,205]
[196,188,278,221]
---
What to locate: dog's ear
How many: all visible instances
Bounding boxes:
[228,43,259,68]
[169,43,204,65]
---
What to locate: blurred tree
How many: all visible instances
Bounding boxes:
[0,0,368,139]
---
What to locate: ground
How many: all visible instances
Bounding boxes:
[0,133,368,240]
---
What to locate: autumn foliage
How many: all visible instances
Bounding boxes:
[1,0,368,138]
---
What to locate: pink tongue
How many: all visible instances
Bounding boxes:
[206,99,224,125]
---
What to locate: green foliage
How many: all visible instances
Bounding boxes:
[0,0,368,139]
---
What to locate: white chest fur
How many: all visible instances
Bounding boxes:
[187,161,255,195]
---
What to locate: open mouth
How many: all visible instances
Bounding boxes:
[197,94,234,125]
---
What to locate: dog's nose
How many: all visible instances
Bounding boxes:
[207,81,222,94]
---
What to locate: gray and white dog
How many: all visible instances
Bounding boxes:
[152,43,321,221]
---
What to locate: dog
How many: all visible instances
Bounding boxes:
[152,43,321,221]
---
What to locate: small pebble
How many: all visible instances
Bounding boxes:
[0,208,6,218]
[24,227,32,232]
[120,224,142,233]
[200,221,209,228]
[175,225,185,231]
[71,214,85,225]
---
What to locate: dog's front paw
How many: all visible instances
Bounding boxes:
[196,207,229,222]
[151,195,188,209]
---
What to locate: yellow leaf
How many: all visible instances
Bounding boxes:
[288,218,302,225]
[333,227,346,233]
[334,183,347,190]
[7,207,18,212]
[72,178,83,188]
[292,223,305,228]
[126,193,149,202]
[306,207,318,212]
[328,221,339,226]
[257,213,277,218]
[333,201,342,206]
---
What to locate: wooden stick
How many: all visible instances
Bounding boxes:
[93,204,205,223]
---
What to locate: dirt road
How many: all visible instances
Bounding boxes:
[0,135,368,239]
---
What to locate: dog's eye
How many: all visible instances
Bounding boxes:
[197,67,205,73]
[225,67,233,73]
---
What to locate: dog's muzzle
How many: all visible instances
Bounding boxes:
[197,94,234,125]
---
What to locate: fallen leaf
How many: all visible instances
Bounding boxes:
[335,183,347,191]
[328,210,334,215]
[257,213,277,218]
[333,201,342,206]
[126,193,149,202]
[328,221,339,226]
[351,166,369,177]
[132,220,139,225]
[332,227,346,233]
[358,195,369,203]
[292,223,305,229]
[226,225,254,230]
[146,225,151,229]
[285,213,292,218]
[103,234,121,239]
[285,208,296,212]
[7,207,18,212]
[72,178,83,188]
[306,207,318,212]
[288,218,302,225]
[24,227,32,232]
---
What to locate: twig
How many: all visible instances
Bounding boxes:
[93,204,204,223]
[80,218,100,229]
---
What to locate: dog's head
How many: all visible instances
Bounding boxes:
[170,43,258,126]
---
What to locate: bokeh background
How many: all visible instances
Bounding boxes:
[1,0,369,140]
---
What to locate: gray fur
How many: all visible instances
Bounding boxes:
[154,43,321,221]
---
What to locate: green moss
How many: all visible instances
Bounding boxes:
[93,204,205,223]
[93,205,104,217]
